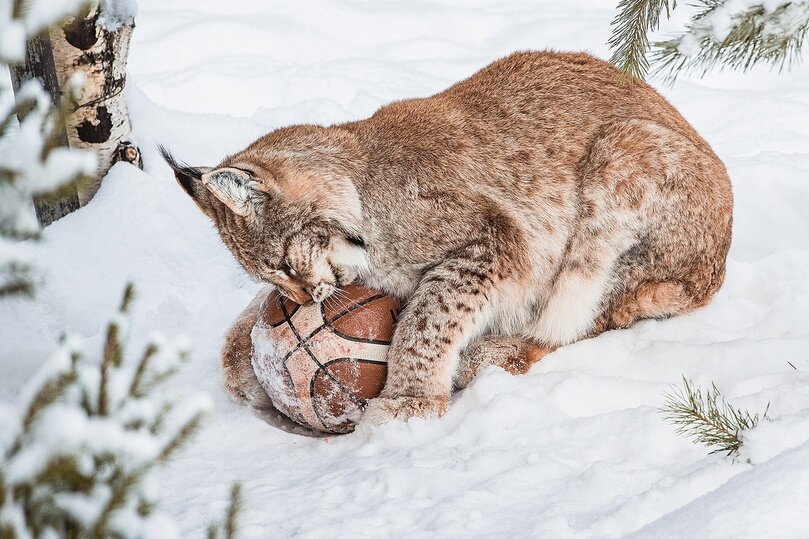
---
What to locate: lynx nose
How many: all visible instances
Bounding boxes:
[279,286,312,305]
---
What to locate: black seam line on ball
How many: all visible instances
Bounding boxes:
[319,294,392,346]
[280,296,342,431]
[308,357,377,416]
[280,295,327,371]
[268,302,299,328]
[275,293,388,365]
[325,331,392,346]
[309,357,389,418]
[278,293,380,424]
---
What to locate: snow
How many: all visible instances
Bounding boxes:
[762,2,809,37]
[52,484,112,529]
[0,0,86,61]
[632,441,809,537]
[22,0,87,34]
[1,0,809,537]
[98,0,138,32]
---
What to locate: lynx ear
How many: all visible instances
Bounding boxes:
[158,144,211,199]
[200,167,259,218]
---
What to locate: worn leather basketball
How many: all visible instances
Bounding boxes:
[251,284,401,434]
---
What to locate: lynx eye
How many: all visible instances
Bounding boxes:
[347,235,366,248]
[279,261,297,277]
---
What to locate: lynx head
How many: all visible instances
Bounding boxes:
[159,131,368,304]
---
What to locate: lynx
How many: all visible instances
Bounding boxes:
[161,51,732,424]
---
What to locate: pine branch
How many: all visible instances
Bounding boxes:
[150,403,172,435]
[158,411,205,463]
[119,282,135,313]
[99,284,133,414]
[0,473,6,509]
[20,368,77,432]
[226,483,242,539]
[128,343,158,398]
[91,469,142,536]
[1,284,218,537]
[0,263,38,298]
[661,376,769,456]
[608,0,678,80]
[208,483,243,539]
[0,3,225,537]
[652,1,809,81]
[0,105,21,138]
[1,77,90,299]
[11,0,31,21]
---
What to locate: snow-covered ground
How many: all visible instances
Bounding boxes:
[2,0,809,536]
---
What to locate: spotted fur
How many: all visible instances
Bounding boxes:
[162,51,732,423]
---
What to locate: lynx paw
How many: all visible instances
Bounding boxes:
[222,362,273,409]
[221,342,273,410]
[361,395,449,425]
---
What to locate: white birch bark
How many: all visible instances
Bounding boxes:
[49,5,141,204]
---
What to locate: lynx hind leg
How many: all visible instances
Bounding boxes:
[455,335,554,390]
[532,119,731,346]
[222,288,273,409]
[591,280,701,335]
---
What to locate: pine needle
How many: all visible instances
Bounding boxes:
[661,376,769,456]
[608,0,678,80]
[99,284,134,414]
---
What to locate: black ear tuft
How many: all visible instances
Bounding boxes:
[157,144,204,197]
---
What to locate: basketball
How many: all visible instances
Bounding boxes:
[251,284,401,434]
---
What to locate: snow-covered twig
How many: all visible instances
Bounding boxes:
[0,285,212,538]
[608,0,809,80]
[207,483,243,539]
[0,0,96,297]
[652,0,809,80]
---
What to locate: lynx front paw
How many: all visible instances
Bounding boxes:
[221,334,272,409]
[361,395,449,425]
[222,362,272,409]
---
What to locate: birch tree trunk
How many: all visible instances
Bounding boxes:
[9,35,81,226]
[50,5,142,205]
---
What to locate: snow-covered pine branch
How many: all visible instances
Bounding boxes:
[1,0,96,296]
[608,0,809,80]
[207,484,243,539]
[652,0,809,80]
[0,284,213,538]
